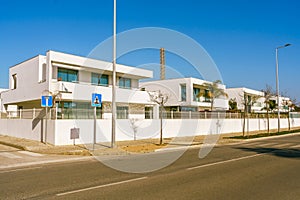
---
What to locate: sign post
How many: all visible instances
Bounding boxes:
[41,96,53,144]
[91,93,102,151]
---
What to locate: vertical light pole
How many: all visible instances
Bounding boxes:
[93,106,96,151]
[275,43,291,133]
[111,0,117,148]
[45,97,49,144]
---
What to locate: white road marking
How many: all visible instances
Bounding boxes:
[56,176,148,196]
[18,151,44,157]
[187,154,264,171]
[0,152,22,159]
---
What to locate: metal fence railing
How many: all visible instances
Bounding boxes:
[0,108,299,120]
[158,111,292,119]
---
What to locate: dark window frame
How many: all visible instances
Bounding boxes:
[119,77,131,89]
[91,73,109,86]
[57,68,78,83]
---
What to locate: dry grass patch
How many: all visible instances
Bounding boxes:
[120,143,168,153]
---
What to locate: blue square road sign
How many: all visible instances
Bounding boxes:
[41,96,53,107]
[91,93,102,107]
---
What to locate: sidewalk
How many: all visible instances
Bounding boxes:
[1,127,299,156]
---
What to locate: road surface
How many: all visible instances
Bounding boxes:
[1,134,299,200]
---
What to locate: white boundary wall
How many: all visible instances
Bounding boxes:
[0,119,55,144]
[1,118,300,145]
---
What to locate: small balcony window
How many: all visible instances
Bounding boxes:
[181,84,186,101]
[41,63,46,82]
[193,87,200,102]
[204,89,212,102]
[119,77,131,89]
[91,73,109,86]
[12,74,17,89]
[57,68,78,82]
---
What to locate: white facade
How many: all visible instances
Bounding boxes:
[0,89,8,113]
[140,78,228,111]
[1,50,154,119]
[270,96,292,113]
[226,87,265,112]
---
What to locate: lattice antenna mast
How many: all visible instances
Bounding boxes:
[160,48,165,80]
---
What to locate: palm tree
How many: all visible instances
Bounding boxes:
[229,98,238,111]
[241,92,260,137]
[282,98,295,131]
[199,80,228,111]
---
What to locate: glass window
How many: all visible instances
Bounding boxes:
[181,107,197,112]
[193,88,200,102]
[91,73,109,86]
[145,106,153,119]
[204,89,211,102]
[57,68,78,82]
[119,77,131,89]
[117,106,129,119]
[181,84,186,101]
[57,101,102,119]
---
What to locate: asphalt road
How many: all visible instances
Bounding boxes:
[1,134,300,200]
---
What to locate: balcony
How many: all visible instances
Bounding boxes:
[51,80,151,104]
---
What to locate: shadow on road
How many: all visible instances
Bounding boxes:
[236,147,300,159]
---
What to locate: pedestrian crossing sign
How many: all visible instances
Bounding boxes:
[91,93,102,107]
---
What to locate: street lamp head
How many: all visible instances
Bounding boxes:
[277,43,292,49]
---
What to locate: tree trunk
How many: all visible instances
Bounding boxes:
[159,106,163,145]
[288,110,291,131]
[266,109,270,134]
[242,109,246,137]
[210,98,214,111]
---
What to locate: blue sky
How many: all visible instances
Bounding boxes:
[0,0,299,101]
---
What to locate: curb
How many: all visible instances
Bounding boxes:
[0,139,91,156]
[238,131,300,143]
[155,144,210,152]
[0,141,27,151]
[155,132,300,152]
[0,156,93,170]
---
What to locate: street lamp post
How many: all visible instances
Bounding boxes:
[275,43,291,133]
[111,0,117,148]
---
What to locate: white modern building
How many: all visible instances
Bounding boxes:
[1,51,298,145]
[0,89,8,114]
[270,96,292,113]
[0,50,154,119]
[141,78,228,111]
[226,87,265,112]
